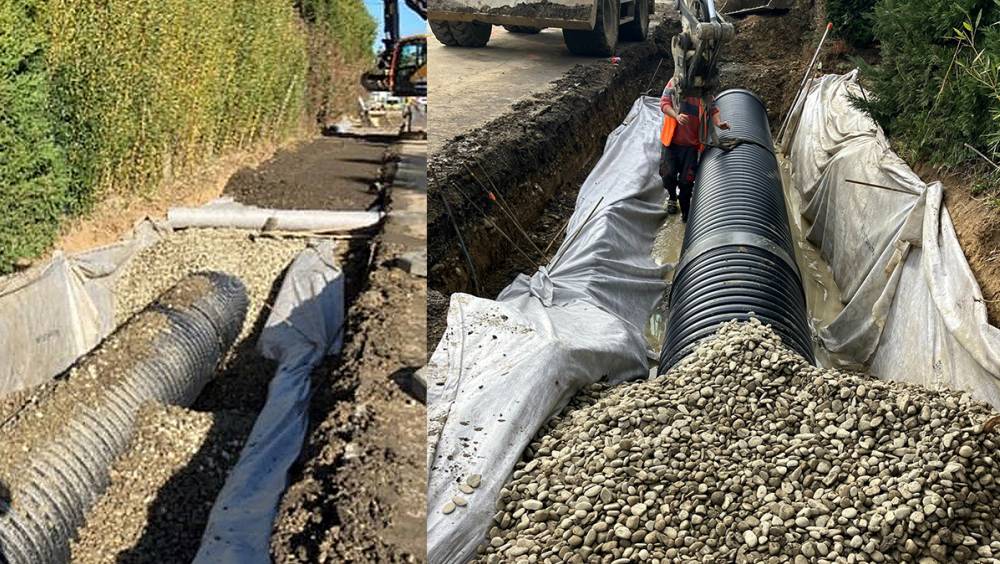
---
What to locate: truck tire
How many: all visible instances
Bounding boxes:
[430,20,492,47]
[562,0,619,56]
[503,25,543,33]
[620,0,649,41]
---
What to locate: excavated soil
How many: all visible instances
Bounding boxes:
[934,171,1000,325]
[223,135,395,211]
[271,241,427,563]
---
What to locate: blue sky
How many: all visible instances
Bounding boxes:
[364,0,427,50]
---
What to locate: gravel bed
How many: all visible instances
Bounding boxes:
[71,403,253,563]
[115,228,308,340]
[474,319,1000,563]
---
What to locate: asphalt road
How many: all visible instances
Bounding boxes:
[428,26,605,153]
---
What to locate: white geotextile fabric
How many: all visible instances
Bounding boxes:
[784,70,1000,406]
[195,240,345,563]
[426,97,669,564]
[0,220,168,395]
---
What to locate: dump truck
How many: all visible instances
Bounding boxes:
[428,0,653,56]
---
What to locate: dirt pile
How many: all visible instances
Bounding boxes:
[222,135,394,211]
[476,319,1000,563]
[271,242,427,563]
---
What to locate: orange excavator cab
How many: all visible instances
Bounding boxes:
[362,0,427,97]
[363,35,427,97]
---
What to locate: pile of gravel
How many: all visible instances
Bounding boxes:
[71,403,252,563]
[476,319,1000,563]
[115,228,307,338]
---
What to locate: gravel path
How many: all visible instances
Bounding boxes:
[475,319,1000,563]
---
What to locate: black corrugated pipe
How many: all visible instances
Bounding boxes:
[658,89,815,373]
[0,272,247,564]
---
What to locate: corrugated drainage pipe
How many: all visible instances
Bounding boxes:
[0,272,248,563]
[658,89,815,372]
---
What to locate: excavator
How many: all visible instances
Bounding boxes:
[362,0,428,97]
[670,0,734,145]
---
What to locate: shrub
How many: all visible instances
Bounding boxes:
[826,0,878,47]
[0,0,69,273]
[858,0,1000,165]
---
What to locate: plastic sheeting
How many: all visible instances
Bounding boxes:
[783,70,1000,407]
[194,240,345,563]
[426,97,669,564]
[0,221,167,395]
[168,198,383,231]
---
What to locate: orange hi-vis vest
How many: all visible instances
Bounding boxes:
[660,97,706,152]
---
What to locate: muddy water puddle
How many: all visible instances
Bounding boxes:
[644,156,846,368]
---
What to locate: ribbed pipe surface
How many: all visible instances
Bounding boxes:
[659,89,814,372]
[0,272,247,564]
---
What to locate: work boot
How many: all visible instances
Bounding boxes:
[666,198,679,215]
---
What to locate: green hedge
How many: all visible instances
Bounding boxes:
[825,0,878,47]
[0,0,374,273]
[45,0,310,201]
[0,0,69,273]
[858,0,1000,165]
[296,0,378,123]
[298,0,378,62]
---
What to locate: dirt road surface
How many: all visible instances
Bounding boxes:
[428,27,614,152]
[223,135,393,210]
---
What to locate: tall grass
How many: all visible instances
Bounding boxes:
[45,0,309,201]
[0,0,374,273]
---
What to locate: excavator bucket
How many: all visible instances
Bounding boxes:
[720,0,794,17]
[362,69,391,93]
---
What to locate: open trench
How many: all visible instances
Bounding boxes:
[428,1,828,350]
[427,17,677,348]
[0,132,422,562]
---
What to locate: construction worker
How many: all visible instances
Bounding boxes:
[659,78,729,221]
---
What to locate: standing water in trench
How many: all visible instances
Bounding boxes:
[645,155,846,367]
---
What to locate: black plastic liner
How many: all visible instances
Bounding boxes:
[659,89,814,372]
[0,272,247,564]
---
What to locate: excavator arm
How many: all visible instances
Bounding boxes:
[670,0,733,99]
[669,0,734,144]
